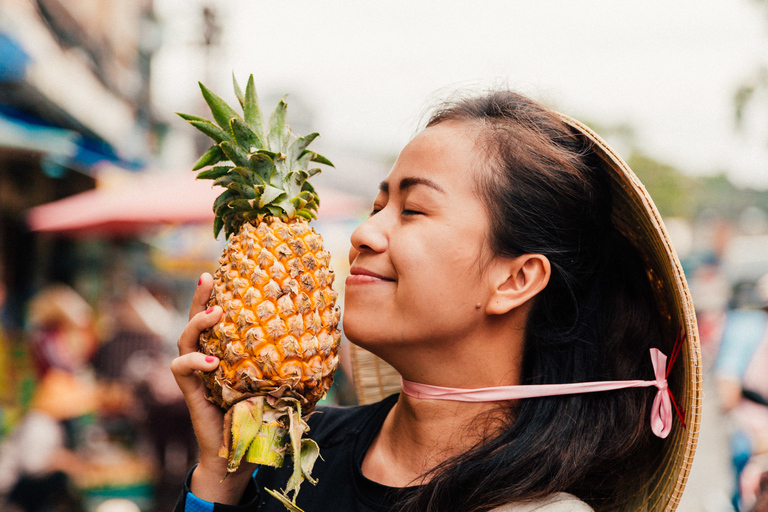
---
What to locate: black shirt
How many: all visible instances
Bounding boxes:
[175,394,407,512]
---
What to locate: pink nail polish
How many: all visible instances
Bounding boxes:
[205,306,215,314]
[205,355,215,363]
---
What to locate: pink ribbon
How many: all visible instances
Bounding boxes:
[400,348,676,438]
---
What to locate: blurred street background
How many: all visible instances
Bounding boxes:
[2,0,768,511]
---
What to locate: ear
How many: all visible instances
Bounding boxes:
[485,254,551,316]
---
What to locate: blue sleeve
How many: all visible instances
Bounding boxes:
[173,464,261,512]
[714,310,768,379]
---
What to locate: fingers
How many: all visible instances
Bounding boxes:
[171,352,220,396]
[190,273,215,320]
[178,304,222,356]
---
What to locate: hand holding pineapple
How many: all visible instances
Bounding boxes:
[171,75,341,511]
[172,273,255,504]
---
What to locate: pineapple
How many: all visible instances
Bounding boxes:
[178,75,341,510]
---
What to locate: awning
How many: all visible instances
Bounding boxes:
[0,106,140,175]
[27,169,368,237]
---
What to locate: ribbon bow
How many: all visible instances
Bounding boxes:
[400,332,687,439]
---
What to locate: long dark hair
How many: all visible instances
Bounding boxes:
[399,91,665,511]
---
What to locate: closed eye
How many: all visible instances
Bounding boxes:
[402,209,422,216]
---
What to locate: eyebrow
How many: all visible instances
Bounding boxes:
[378,177,446,194]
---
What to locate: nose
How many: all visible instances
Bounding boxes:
[349,214,388,264]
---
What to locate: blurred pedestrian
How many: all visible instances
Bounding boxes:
[26,284,97,378]
[0,368,96,512]
[92,286,197,511]
[714,274,768,510]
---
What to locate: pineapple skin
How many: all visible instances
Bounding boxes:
[199,216,341,413]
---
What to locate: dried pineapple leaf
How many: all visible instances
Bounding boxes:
[264,488,306,512]
[227,398,264,472]
[293,438,320,489]
[199,81,242,133]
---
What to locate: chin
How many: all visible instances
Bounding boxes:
[342,315,391,358]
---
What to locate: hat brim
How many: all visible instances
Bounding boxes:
[349,113,702,512]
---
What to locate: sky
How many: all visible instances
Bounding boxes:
[152,0,768,189]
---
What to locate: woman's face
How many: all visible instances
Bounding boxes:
[344,121,495,354]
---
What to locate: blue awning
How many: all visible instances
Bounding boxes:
[0,32,29,82]
[0,105,142,175]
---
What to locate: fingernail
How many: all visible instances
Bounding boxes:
[205,306,215,314]
[205,355,215,363]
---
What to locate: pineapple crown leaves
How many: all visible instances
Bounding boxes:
[177,74,333,239]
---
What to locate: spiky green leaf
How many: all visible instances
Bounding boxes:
[249,153,275,183]
[259,185,286,208]
[231,166,259,187]
[213,189,237,215]
[227,182,257,199]
[213,215,224,239]
[301,181,317,195]
[189,120,232,143]
[223,210,240,239]
[268,97,288,151]
[232,73,245,109]
[230,198,254,210]
[288,133,319,164]
[231,118,263,151]
[177,112,212,124]
[277,198,296,218]
[310,152,334,167]
[199,82,241,133]
[220,141,250,167]
[196,165,233,180]
[213,174,245,188]
[244,75,266,144]
[192,145,225,171]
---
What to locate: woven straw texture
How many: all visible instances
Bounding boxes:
[348,114,702,512]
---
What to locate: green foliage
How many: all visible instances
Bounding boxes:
[627,153,697,218]
[628,152,768,222]
[583,118,768,222]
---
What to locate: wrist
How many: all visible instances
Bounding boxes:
[190,460,254,505]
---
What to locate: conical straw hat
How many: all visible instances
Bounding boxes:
[349,112,702,512]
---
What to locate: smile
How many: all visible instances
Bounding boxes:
[346,267,395,284]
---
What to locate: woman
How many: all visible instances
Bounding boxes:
[172,90,700,511]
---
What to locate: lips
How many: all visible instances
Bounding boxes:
[347,266,395,283]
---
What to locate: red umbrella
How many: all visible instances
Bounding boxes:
[28,171,367,237]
